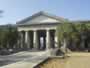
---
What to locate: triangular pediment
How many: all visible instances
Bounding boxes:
[17,11,65,25]
[28,15,59,23]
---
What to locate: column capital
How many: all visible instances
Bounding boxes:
[25,30,29,32]
[25,31,28,33]
[46,29,50,31]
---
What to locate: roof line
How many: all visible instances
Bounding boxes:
[16,11,66,24]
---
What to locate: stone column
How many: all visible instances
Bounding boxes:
[20,31,24,49]
[46,29,51,50]
[25,31,30,48]
[33,30,39,49]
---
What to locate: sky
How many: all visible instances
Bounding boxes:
[0,0,90,25]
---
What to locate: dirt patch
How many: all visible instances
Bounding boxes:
[35,57,68,68]
[35,54,90,68]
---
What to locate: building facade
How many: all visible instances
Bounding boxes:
[17,11,65,50]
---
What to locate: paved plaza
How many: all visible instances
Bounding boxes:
[0,50,48,68]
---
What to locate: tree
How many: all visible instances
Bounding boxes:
[56,21,73,53]
[77,23,89,50]
[0,24,19,49]
[68,23,81,51]
[6,24,19,48]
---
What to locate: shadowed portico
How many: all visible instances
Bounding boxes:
[19,29,56,50]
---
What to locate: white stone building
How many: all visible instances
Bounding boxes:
[16,11,66,50]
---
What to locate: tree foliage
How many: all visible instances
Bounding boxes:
[0,24,19,49]
[56,21,90,51]
[56,22,74,47]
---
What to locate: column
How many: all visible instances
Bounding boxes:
[46,29,51,50]
[20,31,24,49]
[25,31,30,48]
[33,30,39,49]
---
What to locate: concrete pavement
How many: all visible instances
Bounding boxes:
[0,50,48,68]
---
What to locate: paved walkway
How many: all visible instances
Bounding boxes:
[1,52,90,68]
[0,55,47,68]
[0,50,48,68]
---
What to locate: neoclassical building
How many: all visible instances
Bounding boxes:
[17,11,65,50]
